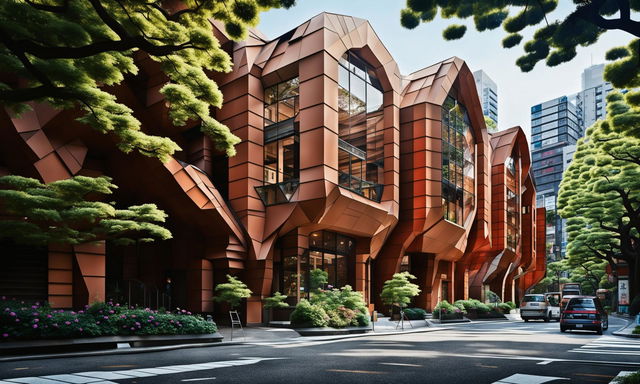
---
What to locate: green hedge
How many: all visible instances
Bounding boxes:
[432,300,464,319]
[1,299,216,341]
[289,286,369,328]
[454,299,492,314]
[403,308,427,320]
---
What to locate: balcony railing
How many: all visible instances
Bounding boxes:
[255,179,299,206]
[338,172,383,202]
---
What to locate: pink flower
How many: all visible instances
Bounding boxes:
[131,315,136,318]
[109,310,114,314]
[154,322,159,326]
[32,312,39,316]
[53,323,58,328]
[130,327,135,331]
[96,321,101,325]
[9,312,15,317]
[65,321,71,325]
[2,333,8,337]
[15,319,20,323]
[74,319,79,323]
[34,318,39,323]
[103,316,109,320]
[31,305,38,309]
[32,324,38,329]
[79,328,83,332]
[78,310,84,314]
[47,314,52,318]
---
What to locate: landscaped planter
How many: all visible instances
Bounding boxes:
[294,325,372,336]
[466,309,507,320]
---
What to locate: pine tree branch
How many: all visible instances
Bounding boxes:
[575,0,640,37]
[23,0,69,13]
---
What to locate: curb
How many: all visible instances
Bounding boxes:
[0,326,449,363]
[611,317,640,338]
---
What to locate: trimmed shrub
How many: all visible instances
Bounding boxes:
[497,303,513,314]
[306,285,369,327]
[633,326,640,335]
[1,299,216,341]
[432,300,463,319]
[505,301,516,310]
[403,308,427,320]
[289,299,328,327]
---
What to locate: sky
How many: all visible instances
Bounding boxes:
[256,1,633,137]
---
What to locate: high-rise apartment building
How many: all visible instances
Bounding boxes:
[573,64,614,131]
[473,69,498,126]
[530,96,580,259]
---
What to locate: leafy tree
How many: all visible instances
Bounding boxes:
[484,116,498,132]
[380,272,421,310]
[558,94,640,299]
[0,174,171,246]
[263,291,289,309]
[530,260,570,294]
[213,274,252,309]
[0,0,295,161]
[309,268,328,292]
[400,0,640,79]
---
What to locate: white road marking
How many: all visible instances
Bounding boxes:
[181,378,217,382]
[379,362,422,367]
[493,373,568,384]
[1,358,285,384]
[569,336,640,356]
[536,360,553,365]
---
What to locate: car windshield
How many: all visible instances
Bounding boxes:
[546,295,560,306]
[523,295,545,302]
[566,299,596,311]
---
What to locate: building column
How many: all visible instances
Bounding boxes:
[354,253,369,299]
[73,241,106,306]
[48,245,73,308]
[187,259,214,313]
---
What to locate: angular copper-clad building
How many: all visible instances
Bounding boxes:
[0,13,545,322]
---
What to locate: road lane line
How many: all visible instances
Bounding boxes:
[181,378,217,382]
[327,369,387,375]
[379,362,422,367]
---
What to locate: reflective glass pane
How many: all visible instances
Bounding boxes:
[309,250,323,270]
[339,148,350,188]
[309,231,322,249]
[264,103,277,126]
[339,64,350,89]
[366,83,383,114]
[336,254,348,288]
[338,87,351,138]
[265,86,277,105]
[281,136,297,181]
[278,78,299,99]
[323,231,336,252]
[324,253,336,287]
[278,98,297,122]
[264,141,278,184]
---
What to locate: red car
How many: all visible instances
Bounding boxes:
[560,296,609,335]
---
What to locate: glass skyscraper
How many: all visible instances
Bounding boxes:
[530,96,580,259]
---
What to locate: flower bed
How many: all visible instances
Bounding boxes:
[432,300,465,320]
[1,299,217,341]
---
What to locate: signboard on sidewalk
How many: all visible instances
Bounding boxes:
[618,279,629,305]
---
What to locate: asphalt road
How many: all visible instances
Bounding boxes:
[1,317,638,384]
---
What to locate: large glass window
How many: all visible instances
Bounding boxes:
[308,230,355,290]
[441,95,475,225]
[506,155,520,251]
[337,52,384,202]
[257,78,300,206]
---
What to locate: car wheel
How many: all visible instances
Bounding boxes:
[560,326,566,333]
[544,313,550,322]
[604,320,609,330]
[597,325,603,335]
[524,318,529,322]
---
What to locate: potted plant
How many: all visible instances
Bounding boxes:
[263,291,289,325]
[380,272,421,329]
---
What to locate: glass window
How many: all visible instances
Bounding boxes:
[337,51,385,202]
[259,78,300,205]
[441,95,475,226]
[506,155,520,251]
[304,230,355,292]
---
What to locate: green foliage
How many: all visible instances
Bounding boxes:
[1,299,216,341]
[290,285,370,328]
[442,24,467,40]
[309,268,328,292]
[505,301,516,310]
[605,40,640,90]
[0,175,171,246]
[400,0,640,86]
[213,275,252,309]
[289,299,328,327]
[380,272,421,309]
[497,303,513,314]
[558,94,640,300]
[432,300,464,319]
[403,307,427,320]
[0,0,295,160]
[614,370,640,384]
[633,326,640,335]
[263,291,289,310]
[484,116,498,132]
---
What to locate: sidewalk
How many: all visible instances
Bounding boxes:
[0,318,444,362]
[611,314,640,338]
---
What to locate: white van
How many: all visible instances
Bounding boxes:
[520,294,555,322]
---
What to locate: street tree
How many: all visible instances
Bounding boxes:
[380,272,421,311]
[213,274,252,310]
[400,0,640,83]
[484,116,498,132]
[0,175,171,246]
[558,96,640,299]
[0,0,295,161]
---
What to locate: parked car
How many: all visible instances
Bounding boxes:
[521,294,553,322]
[560,296,609,335]
[559,295,579,314]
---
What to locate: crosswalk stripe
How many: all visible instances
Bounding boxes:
[569,336,640,356]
